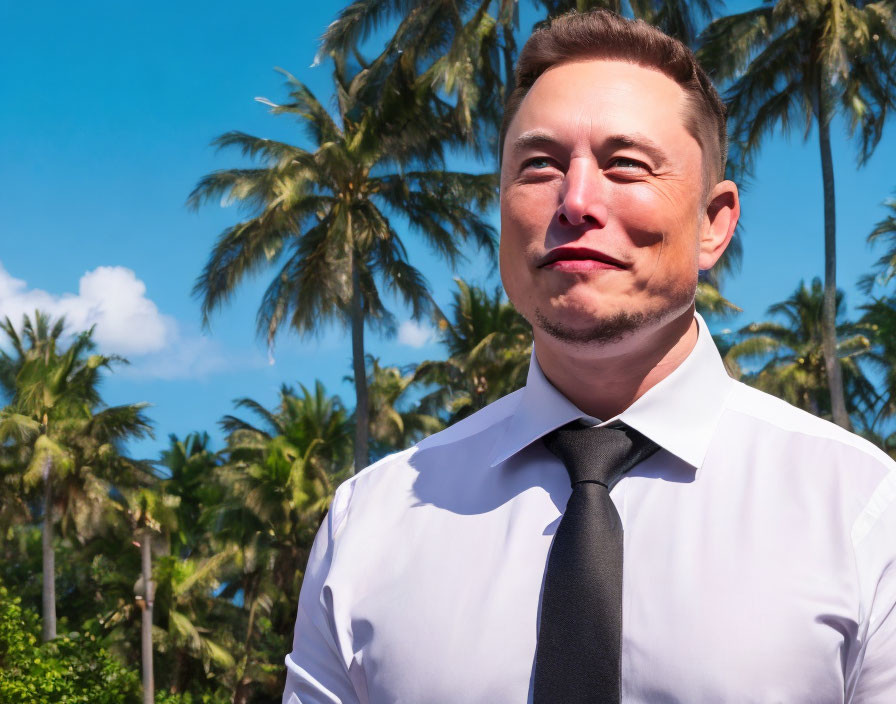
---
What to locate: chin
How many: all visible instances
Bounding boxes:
[532,290,695,347]
[533,305,649,346]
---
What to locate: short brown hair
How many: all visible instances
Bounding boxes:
[500,10,728,186]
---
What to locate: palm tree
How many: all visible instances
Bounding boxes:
[216,381,352,703]
[221,380,353,486]
[2,314,123,639]
[860,192,896,294]
[726,279,875,422]
[416,279,532,424]
[150,551,236,695]
[0,425,31,544]
[190,58,497,473]
[116,487,179,704]
[321,0,724,142]
[534,0,722,46]
[158,432,222,560]
[364,356,443,458]
[86,514,235,699]
[698,0,896,429]
[0,312,152,641]
[695,280,742,319]
[859,296,896,442]
[320,0,518,148]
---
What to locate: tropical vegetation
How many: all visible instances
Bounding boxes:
[698,0,896,428]
[3,1,896,702]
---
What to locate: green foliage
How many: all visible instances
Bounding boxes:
[0,312,154,531]
[189,66,497,344]
[698,0,896,168]
[698,0,896,429]
[726,278,875,422]
[861,193,896,294]
[190,46,498,471]
[151,553,236,675]
[3,1,896,701]
[0,312,153,642]
[0,584,141,703]
[365,357,443,459]
[159,432,224,560]
[415,279,532,424]
[319,0,517,150]
[208,382,353,701]
[695,280,742,319]
[860,295,896,446]
[155,691,231,704]
[535,0,722,46]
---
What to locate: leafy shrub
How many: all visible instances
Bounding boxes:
[156,691,231,704]
[0,584,140,704]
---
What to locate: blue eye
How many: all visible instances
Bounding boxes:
[611,157,646,169]
[525,157,552,169]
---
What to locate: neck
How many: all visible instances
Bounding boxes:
[534,308,698,421]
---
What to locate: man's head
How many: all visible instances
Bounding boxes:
[499,10,739,353]
[500,10,728,188]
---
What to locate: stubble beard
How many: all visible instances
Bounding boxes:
[531,281,697,346]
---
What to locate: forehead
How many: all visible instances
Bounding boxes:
[506,59,693,152]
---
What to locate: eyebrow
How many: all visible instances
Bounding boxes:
[510,130,669,168]
[510,130,561,155]
[605,133,669,168]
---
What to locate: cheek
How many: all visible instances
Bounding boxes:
[499,235,532,321]
[611,186,701,289]
[611,184,676,232]
[499,188,554,260]
[502,185,557,230]
[499,188,552,314]
[613,185,699,250]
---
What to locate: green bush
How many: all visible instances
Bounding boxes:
[0,584,140,704]
[155,691,231,704]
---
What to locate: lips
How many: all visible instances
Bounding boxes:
[537,246,627,271]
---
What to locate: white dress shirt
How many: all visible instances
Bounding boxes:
[283,314,896,703]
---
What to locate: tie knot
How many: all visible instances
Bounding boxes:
[543,421,660,488]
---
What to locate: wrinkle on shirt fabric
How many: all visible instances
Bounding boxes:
[283,313,896,704]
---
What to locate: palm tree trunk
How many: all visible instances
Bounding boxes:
[502,27,516,98]
[233,582,259,704]
[41,460,56,642]
[351,249,370,474]
[171,651,188,694]
[816,90,852,430]
[141,528,155,704]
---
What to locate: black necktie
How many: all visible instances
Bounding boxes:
[534,421,660,703]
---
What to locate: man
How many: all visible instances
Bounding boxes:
[284,10,896,703]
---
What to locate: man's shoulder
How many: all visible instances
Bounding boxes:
[330,388,526,519]
[725,379,895,470]
[364,386,524,472]
[414,387,526,452]
[722,382,896,547]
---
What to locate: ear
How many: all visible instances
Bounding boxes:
[698,180,740,270]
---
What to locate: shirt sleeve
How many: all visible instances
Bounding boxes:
[850,472,896,703]
[283,483,360,704]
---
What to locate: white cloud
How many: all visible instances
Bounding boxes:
[397,320,434,348]
[0,261,253,380]
[0,262,173,355]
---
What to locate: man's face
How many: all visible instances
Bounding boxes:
[500,59,722,348]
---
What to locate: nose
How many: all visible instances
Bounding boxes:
[557,157,609,228]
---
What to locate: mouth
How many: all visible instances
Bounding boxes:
[537,246,628,272]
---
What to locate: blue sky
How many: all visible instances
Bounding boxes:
[2,0,894,460]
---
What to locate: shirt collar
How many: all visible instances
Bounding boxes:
[488,313,734,469]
